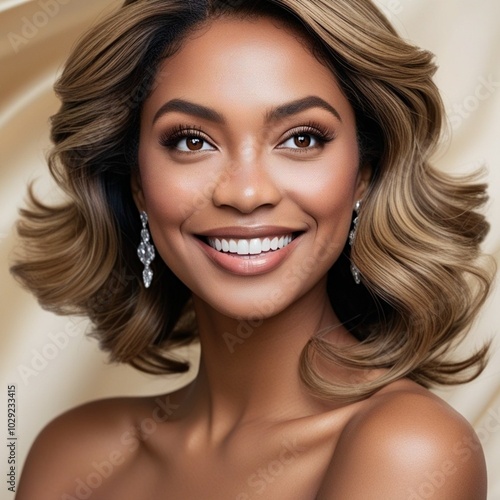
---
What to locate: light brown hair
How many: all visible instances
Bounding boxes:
[11,0,494,403]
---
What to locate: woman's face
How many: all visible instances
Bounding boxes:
[134,16,370,319]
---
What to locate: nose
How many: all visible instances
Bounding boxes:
[212,155,282,214]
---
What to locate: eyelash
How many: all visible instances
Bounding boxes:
[278,122,336,151]
[158,121,336,153]
[159,125,211,150]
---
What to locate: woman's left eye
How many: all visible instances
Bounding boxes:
[279,133,319,149]
[277,125,334,151]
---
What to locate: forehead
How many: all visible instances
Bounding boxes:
[143,16,353,122]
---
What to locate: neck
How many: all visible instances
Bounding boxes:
[181,281,347,436]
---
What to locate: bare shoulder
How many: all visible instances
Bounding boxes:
[317,380,487,500]
[16,391,183,500]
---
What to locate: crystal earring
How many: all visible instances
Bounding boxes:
[137,211,155,288]
[349,200,362,285]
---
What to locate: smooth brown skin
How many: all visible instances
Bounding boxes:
[17,18,486,500]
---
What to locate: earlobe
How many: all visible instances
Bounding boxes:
[131,171,146,212]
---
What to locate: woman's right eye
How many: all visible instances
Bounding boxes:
[160,129,216,153]
[174,136,216,152]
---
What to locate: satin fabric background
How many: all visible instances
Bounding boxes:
[1,0,499,496]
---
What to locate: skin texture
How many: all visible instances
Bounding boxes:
[16,17,486,500]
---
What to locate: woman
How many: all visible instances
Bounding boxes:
[12,0,493,498]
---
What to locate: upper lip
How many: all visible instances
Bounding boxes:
[196,225,305,239]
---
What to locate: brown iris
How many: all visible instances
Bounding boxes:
[294,134,311,148]
[186,137,203,151]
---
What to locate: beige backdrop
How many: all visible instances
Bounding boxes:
[1,0,499,497]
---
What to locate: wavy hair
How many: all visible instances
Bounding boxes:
[11,0,493,403]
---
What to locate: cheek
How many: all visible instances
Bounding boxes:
[138,145,212,228]
[295,172,356,218]
[144,175,203,226]
[281,146,360,230]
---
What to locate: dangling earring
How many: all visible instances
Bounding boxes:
[137,211,155,288]
[349,200,362,285]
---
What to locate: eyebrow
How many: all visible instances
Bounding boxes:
[266,96,342,123]
[152,95,342,125]
[152,99,224,124]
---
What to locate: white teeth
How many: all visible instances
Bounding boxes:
[237,240,249,255]
[249,238,261,255]
[207,234,294,256]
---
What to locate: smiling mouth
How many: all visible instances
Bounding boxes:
[205,234,297,256]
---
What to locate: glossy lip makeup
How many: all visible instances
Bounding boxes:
[194,227,305,276]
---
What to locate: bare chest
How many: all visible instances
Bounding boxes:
[92,428,338,499]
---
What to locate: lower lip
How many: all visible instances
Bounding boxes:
[196,236,301,276]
